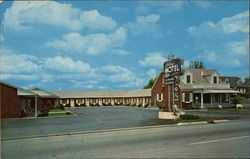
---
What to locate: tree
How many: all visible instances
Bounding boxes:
[189,60,205,69]
[244,77,250,85]
[143,77,157,89]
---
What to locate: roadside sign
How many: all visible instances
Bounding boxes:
[164,58,182,77]
[165,77,175,84]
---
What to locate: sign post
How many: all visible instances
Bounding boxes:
[164,58,182,112]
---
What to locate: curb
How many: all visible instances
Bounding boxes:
[177,119,230,126]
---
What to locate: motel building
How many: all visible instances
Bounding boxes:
[0,61,242,119]
[51,89,152,108]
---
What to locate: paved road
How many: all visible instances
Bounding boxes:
[1,120,249,158]
[1,107,248,139]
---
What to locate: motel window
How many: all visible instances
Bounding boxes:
[184,93,190,102]
[157,94,163,101]
[186,75,191,83]
[203,94,211,103]
[62,99,67,104]
[213,76,217,84]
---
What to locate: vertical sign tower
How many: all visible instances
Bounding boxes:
[164,58,182,112]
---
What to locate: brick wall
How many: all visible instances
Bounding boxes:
[151,72,182,111]
[0,83,20,118]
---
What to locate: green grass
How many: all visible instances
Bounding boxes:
[206,108,249,114]
[48,110,74,117]
[49,109,66,113]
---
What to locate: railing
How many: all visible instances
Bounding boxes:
[192,83,230,89]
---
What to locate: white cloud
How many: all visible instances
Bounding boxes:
[139,52,166,67]
[102,65,134,82]
[193,1,210,9]
[188,10,249,37]
[0,53,40,73]
[146,68,157,78]
[135,1,187,15]
[205,51,217,62]
[42,56,92,73]
[0,74,39,81]
[45,27,127,55]
[188,10,249,69]
[4,1,117,31]
[126,14,163,38]
[111,49,130,55]
[136,14,160,23]
[225,39,249,56]
[111,7,127,12]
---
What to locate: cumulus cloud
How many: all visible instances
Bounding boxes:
[146,68,157,78]
[225,38,249,56]
[111,49,130,55]
[188,10,249,37]
[0,53,40,73]
[126,14,163,38]
[42,56,92,73]
[45,27,127,55]
[188,10,249,69]
[135,1,187,15]
[3,1,117,31]
[139,52,166,67]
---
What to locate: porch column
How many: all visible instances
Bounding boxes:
[210,94,213,108]
[220,94,222,104]
[201,91,204,108]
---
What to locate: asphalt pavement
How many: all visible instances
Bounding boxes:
[1,106,176,139]
[1,119,249,158]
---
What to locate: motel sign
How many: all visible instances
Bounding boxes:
[164,58,182,79]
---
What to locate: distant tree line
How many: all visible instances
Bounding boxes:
[143,77,157,89]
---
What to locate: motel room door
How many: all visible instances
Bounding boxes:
[70,99,75,107]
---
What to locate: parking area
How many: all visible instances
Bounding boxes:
[1,106,176,139]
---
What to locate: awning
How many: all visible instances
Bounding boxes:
[193,89,241,94]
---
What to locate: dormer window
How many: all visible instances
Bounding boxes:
[186,75,191,83]
[213,76,217,84]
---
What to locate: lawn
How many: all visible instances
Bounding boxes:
[48,109,75,117]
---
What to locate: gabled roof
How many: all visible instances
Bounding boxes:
[220,76,241,87]
[30,88,59,98]
[183,68,218,83]
[0,80,37,96]
[51,89,151,98]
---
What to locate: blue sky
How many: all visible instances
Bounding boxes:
[0,0,249,91]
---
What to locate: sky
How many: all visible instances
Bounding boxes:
[0,0,249,91]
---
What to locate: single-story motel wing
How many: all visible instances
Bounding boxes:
[0,67,244,118]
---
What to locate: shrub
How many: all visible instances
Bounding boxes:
[231,96,244,105]
[180,114,200,120]
[66,111,71,115]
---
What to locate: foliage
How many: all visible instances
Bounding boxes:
[244,77,250,85]
[143,77,157,89]
[179,114,200,120]
[189,60,205,69]
[230,96,244,104]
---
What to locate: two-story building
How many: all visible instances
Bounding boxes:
[179,68,239,108]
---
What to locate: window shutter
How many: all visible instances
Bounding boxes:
[190,93,193,102]
[182,92,185,102]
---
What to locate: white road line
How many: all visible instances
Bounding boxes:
[189,136,249,145]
